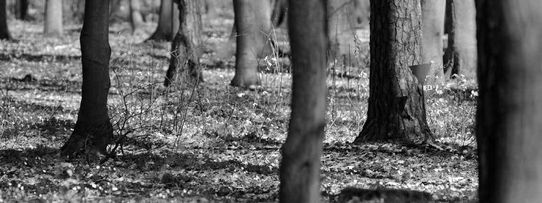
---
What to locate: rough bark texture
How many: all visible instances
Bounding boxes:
[147,0,180,41]
[164,0,203,87]
[14,0,29,20]
[279,0,327,202]
[354,0,432,144]
[443,0,477,78]
[61,0,113,157]
[477,0,542,202]
[129,0,145,34]
[230,0,274,88]
[421,0,445,85]
[44,0,63,37]
[0,0,10,40]
[327,0,368,66]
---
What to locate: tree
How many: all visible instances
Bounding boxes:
[147,0,180,41]
[129,0,145,34]
[61,0,113,157]
[279,0,327,202]
[0,0,11,40]
[230,0,274,88]
[163,0,203,86]
[44,0,64,37]
[477,0,542,202]
[353,0,433,144]
[421,0,445,85]
[443,0,476,78]
[14,0,29,20]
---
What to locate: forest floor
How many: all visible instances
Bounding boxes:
[0,18,478,202]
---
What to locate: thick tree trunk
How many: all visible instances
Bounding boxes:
[163,0,203,87]
[279,0,327,202]
[44,0,63,37]
[443,0,477,78]
[230,0,273,88]
[147,0,180,42]
[354,0,433,144]
[14,0,28,20]
[61,0,113,157]
[129,0,145,34]
[421,0,445,85]
[0,0,11,40]
[327,0,368,66]
[477,0,542,202]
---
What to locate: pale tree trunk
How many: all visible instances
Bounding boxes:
[14,0,28,20]
[44,0,63,37]
[477,0,542,202]
[230,0,273,88]
[61,0,113,157]
[421,0,445,85]
[0,0,11,40]
[354,0,433,144]
[327,0,367,66]
[147,0,180,41]
[129,0,144,34]
[163,0,203,86]
[443,0,476,79]
[279,0,327,202]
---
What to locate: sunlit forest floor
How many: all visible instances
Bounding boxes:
[0,16,478,202]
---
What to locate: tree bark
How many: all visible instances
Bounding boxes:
[61,0,113,157]
[443,0,477,78]
[230,0,274,88]
[0,0,11,40]
[44,0,64,37]
[477,0,542,202]
[147,0,180,42]
[129,0,145,34]
[354,0,433,144]
[163,0,203,87]
[14,0,29,20]
[421,0,445,85]
[279,0,327,202]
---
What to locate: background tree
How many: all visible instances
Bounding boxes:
[354,0,433,144]
[0,0,11,40]
[129,0,145,34]
[443,0,476,78]
[147,0,180,41]
[477,0,542,202]
[279,0,327,202]
[163,0,203,86]
[14,0,29,20]
[421,0,445,85]
[61,0,113,157]
[44,0,63,37]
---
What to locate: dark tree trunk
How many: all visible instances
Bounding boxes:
[44,0,64,37]
[354,0,433,144]
[129,0,145,34]
[14,0,29,20]
[279,0,327,202]
[61,0,113,157]
[443,0,476,78]
[477,0,542,202]
[147,0,180,42]
[421,0,445,85]
[230,0,274,88]
[163,0,203,87]
[0,0,11,40]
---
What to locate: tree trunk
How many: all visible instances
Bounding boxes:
[147,0,180,42]
[421,0,445,85]
[279,0,327,202]
[443,0,476,79]
[353,0,433,144]
[163,0,203,87]
[230,0,273,88]
[271,0,287,27]
[327,0,365,66]
[129,0,145,34]
[44,0,64,37]
[477,0,542,202]
[61,0,113,157]
[0,0,11,40]
[14,0,28,20]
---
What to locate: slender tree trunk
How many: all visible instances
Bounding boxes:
[353,0,433,144]
[129,0,145,34]
[421,0,445,85]
[163,0,203,86]
[230,0,273,88]
[327,0,358,66]
[443,0,476,78]
[279,0,327,202]
[147,0,180,42]
[14,0,29,20]
[61,0,113,157]
[44,0,64,37]
[0,0,11,40]
[477,0,542,202]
